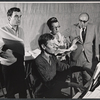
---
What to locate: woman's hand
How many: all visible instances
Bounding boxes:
[69,44,77,51]
[72,38,79,45]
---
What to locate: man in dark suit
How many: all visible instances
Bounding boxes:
[66,12,99,85]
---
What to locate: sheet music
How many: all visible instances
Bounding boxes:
[0,28,23,42]
[83,63,100,98]
[73,62,100,99]
[87,62,100,91]
[25,49,41,61]
[2,38,24,55]
[28,49,41,59]
[82,91,92,98]
[0,28,24,55]
[93,63,100,80]
[83,85,100,98]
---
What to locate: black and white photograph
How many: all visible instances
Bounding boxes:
[0,2,100,99]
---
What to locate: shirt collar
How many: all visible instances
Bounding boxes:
[8,23,18,32]
[8,23,13,29]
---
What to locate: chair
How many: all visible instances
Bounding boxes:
[25,59,35,98]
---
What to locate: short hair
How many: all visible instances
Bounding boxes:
[79,12,90,21]
[38,33,54,51]
[7,7,21,16]
[47,17,58,30]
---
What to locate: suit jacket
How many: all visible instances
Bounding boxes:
[69,23,99,63]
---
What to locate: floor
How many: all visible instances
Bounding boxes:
[0,88,35,98]
[0,87,75,98]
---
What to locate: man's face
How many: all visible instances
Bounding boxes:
[9,11,22,26]
[51,22,60,35]
[79,13,89,28]
[44,39,57,54]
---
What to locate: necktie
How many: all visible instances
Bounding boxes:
[82,28,86,43]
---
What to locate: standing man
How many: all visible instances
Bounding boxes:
[0,7,27,98]
[67,12,99,85]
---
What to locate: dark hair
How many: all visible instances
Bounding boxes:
[7,7,21,16]
[47,17,58,30]
[38,33,54,51]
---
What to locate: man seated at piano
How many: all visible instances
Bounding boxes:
[33,33,93,98]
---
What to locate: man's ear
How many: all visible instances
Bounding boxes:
[41,44,46,50]
[8,16,11,21]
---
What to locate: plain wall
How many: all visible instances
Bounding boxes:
[0,2,100,50]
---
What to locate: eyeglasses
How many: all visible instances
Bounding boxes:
[52,25,60,29]
[79,19,88,23]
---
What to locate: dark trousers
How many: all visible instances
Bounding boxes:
[71,51,95,85]
[2,62,27,98]
[44,66,93,98]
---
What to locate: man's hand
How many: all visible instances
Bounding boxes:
[0,49,17,66]
[67,82,87,92]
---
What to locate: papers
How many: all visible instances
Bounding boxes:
[73,92,82,99]
[93,62,100,80]
[82,91,92,98]
[28,49,41,59]
[24,51,34,61]
[0,28,23,42]
[3,38,24,55]
[83,89,100,98]
[0,28,24,55]
[24,49,41,61]
[83,85,100,98]
[82,62,100,98]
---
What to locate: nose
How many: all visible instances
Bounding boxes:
[56,27,60,32]
[18,17,21,20]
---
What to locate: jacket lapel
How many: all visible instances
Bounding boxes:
[84,24,90,44]
[76,26,83,44]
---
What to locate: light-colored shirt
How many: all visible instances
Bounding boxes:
[2,24,24,40]
[54,32,66,47]
[0,24,24,66]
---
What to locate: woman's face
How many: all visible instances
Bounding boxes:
[51,22,60,35]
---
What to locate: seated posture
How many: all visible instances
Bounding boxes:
[32,33,92,98]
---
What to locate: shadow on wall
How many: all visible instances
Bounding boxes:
[30,23,50,50]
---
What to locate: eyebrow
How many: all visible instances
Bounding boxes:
[79,19,88,23]
[14,15,22,17]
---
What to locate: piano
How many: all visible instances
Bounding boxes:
[73,62,100,99]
